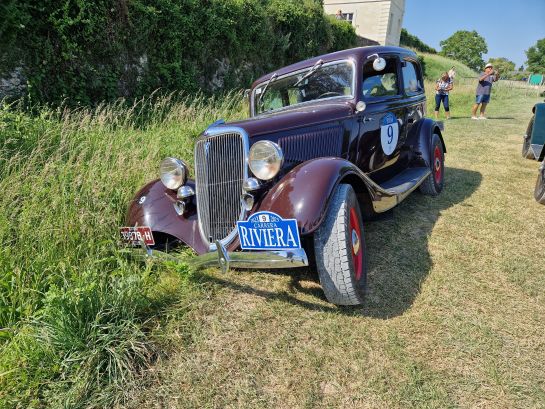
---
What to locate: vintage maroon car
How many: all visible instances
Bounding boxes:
[121,46,446,305]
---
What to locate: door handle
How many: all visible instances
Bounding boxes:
[362,116,375,123]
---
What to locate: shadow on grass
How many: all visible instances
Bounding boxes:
[196,167,482,318]
[360,167,482,318]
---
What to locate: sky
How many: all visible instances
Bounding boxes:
[403,0,545,69]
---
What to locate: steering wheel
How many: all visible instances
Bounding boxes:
[317,91,342,99]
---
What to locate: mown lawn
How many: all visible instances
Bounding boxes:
[124,83,545,408]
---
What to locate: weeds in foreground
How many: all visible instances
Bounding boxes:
[0,92,246,407]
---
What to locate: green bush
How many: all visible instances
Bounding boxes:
[0,0,357,106]
[400,28,437,54]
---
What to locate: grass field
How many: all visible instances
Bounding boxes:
[124,83,545,408]
[1,79,544,408]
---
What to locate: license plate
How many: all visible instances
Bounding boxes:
[237,211,301,250]
[119,226,155,246]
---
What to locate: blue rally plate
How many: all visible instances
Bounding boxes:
[237,211,301,250]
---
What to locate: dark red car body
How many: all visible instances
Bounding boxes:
[124,46,446,305]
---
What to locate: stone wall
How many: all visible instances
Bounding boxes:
[0,67,26,100]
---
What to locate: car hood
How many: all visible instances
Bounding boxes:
[206,100,354,138]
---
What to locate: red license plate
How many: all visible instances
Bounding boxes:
[119,226,155,246]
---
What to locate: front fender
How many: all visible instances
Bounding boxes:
[126,179,209,255]
[532,102,545,114]
[406,118,446,168]
[531,103,545,159]
[255,157,394,235]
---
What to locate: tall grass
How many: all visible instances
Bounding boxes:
[0,92,246,407]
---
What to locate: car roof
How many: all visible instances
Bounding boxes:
[251,46,417,88]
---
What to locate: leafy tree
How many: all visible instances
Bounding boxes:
[526,38,545,73]
[487,57,515,78]
[439,30,487,71]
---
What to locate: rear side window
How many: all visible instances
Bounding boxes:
[402,60,424,95]
[362,57,400,99]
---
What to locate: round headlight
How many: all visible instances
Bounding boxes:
[248,141,283,180]
[159,157,187,190]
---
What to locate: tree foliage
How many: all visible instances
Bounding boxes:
[439,30,487,72]
[400,28,436,54]
[0,0,357,105]
[526,38,545,73]
[487,57,515,78]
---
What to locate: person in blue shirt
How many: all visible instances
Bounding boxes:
[471,63,499,120]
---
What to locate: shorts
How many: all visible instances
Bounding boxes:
[475,94,491,104]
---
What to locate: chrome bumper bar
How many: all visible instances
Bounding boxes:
[130,240,309,273]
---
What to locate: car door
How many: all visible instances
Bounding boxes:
[400,57,426,143]
[355,55,407,182]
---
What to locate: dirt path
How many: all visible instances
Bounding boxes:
[127,88,545,409]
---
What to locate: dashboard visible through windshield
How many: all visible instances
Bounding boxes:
[253,60,354,115]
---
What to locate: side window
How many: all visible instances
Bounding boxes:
[402,60,424,95]
[362,57,400,99]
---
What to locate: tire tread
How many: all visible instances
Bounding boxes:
[314,184,365,305]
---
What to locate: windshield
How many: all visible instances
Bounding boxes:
[253,61,354,115]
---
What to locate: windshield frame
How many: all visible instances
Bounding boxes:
[251,58,356,117]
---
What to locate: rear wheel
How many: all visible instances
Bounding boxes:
[522,116,535,159]
[314,184,367,305]
[534,163,545,204]
[419,133,445,196]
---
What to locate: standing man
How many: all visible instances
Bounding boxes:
[471,63,499,120]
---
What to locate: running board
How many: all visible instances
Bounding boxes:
[370,167,430,212]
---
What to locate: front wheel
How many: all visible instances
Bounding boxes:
[534,163,545,204]
[419,133,445,196]
[313,184,367,305]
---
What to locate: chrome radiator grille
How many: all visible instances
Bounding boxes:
[194,132,246,243]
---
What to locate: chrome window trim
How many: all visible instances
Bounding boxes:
[251,59,357,117]
[361,54,404,101]
[197,125,250,252]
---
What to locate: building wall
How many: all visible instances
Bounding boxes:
[323,0,405,46]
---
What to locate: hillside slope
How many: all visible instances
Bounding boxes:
[421,52,477,81]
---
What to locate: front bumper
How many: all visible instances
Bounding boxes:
[130,240,309,273]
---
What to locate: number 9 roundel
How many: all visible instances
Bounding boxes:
[380,112,399,155]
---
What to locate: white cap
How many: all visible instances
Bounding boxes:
[485,63,493,69]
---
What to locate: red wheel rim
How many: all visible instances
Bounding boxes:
[433,146,442,184]
[349,207,363,280]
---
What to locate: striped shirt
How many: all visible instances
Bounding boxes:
[436,78,452,95]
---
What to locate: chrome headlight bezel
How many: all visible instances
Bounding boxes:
[248,141,284,181]
[159,157,188,190]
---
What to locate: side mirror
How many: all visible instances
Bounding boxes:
[373,57,386,71]
[367,53,386,71]
[243,89,251,99]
